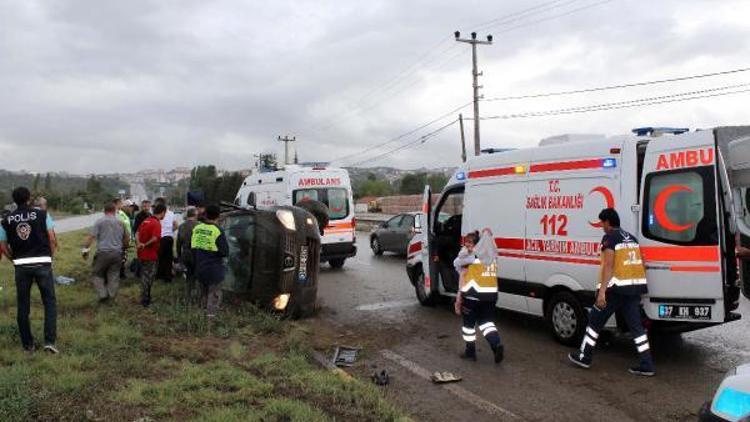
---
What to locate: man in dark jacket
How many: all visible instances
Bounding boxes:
[176,207,199,303]
[191,204,228,318]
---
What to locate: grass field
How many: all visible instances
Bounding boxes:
[0,230,411,421]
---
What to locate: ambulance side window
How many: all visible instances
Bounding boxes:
[643,167,717,246]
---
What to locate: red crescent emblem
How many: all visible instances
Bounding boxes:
[654,185,695,232]
[588,186,615,228]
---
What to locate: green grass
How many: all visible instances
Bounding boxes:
[0,230,411,421]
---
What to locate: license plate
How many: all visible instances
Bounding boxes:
[298,246,308,283]
[658,304,712,320]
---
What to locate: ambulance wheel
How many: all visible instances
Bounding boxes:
[547,291,586,347]
[329,258,346,269]
[371,237,383,256]
[415,268,437,306]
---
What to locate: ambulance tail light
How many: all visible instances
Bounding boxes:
[352,217,356,231]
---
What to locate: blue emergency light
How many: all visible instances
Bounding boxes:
[632,127,689,136]
[602,158,617,168]
[456,172,466,181]
[713,387,750,419]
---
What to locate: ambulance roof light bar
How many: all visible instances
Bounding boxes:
[632,127,689,137]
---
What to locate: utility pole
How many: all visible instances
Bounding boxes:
[277,136,296,165]
[458,114,467,163]
[455,31,492,156]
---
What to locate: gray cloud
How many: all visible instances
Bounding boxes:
[1,0,749,174]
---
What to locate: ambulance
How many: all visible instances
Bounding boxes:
[406,126,750,345]
[235,164,357,268]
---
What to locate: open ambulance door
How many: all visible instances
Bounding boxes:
[638,131,727,326]
[725,135,750,298]
[415,184,440,306]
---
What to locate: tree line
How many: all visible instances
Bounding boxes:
[0,171,129,214]
[353,172,448,199]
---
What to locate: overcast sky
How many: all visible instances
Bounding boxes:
[1,0,749,174]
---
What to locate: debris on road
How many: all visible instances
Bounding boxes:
[55,276,76,285]
[431,371,462,384]
[332,345,360,367]
[372,369,390,386]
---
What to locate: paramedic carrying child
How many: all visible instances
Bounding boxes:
[454,230,504,363]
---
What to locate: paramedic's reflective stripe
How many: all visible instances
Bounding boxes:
[191,223,220,252]
[581,328,598,352]
[462,327,477,342]
[461,281,500,293]
[479,322,497,336]
[13,256,52,265]
[634,334,650,353]
[598,276,648,289]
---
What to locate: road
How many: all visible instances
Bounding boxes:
[312,233,750,422]
[55,213,102,234]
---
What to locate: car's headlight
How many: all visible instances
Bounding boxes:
[276,210,296,231]
[273,294,291,311]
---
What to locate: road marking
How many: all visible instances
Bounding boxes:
[381,349,522,420]
[355,299,416,311]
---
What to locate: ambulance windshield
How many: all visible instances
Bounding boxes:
[294,188,350,220]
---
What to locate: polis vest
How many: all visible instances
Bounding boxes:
[598,230,648,293]
[1,206,52,266]
[191,223,221,252]
[461,258,498,301]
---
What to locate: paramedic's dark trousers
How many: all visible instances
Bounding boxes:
[578,291,654,368]
[461,297,501,355]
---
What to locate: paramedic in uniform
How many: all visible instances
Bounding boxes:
[0,187,58,353]
[454,231,504,363]
[568,208,655,376]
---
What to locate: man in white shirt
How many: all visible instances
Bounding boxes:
[154,197,178,282]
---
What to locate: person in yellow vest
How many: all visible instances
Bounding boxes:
[454,231,504,363]
[569,208,655,376]
[190,204,228,318]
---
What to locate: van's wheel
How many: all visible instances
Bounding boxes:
[329,258,346,269]
[415,268,437,307]
[547,291,587,347]
[371,237,383,256]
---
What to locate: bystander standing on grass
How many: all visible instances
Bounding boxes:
[176,207,199,304]
[136,203,166,308]
[191,204,228,320]
[82,202,130,303]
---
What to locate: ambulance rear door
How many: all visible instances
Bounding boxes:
[415,184,440,305]
[639,130,725,325]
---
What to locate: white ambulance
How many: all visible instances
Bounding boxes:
[235,164,356,268]
[406,126,750,345]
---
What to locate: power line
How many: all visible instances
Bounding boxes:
[350,119,459,167]
[483,66,750,102]
[308,0,603,135]
[479,84,750,120]
[331,101,473,164]
[486,0,614,36]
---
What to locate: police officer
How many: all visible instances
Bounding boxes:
[568,208,655,376]
[453,231,504,363]
[191,204,228,319]
[0,187,58,353]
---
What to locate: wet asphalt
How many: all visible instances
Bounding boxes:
[314,233,750,422]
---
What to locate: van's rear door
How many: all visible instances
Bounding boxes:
[417,185,440,302]
[638,130,726,324]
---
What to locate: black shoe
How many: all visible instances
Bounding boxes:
[98,296,110,304]
[460,351,477,362]
[493,344,505,364]
[141,299,151,308]
[568,352,591,369]
[23,344,35,354]
[628,364,655,377]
